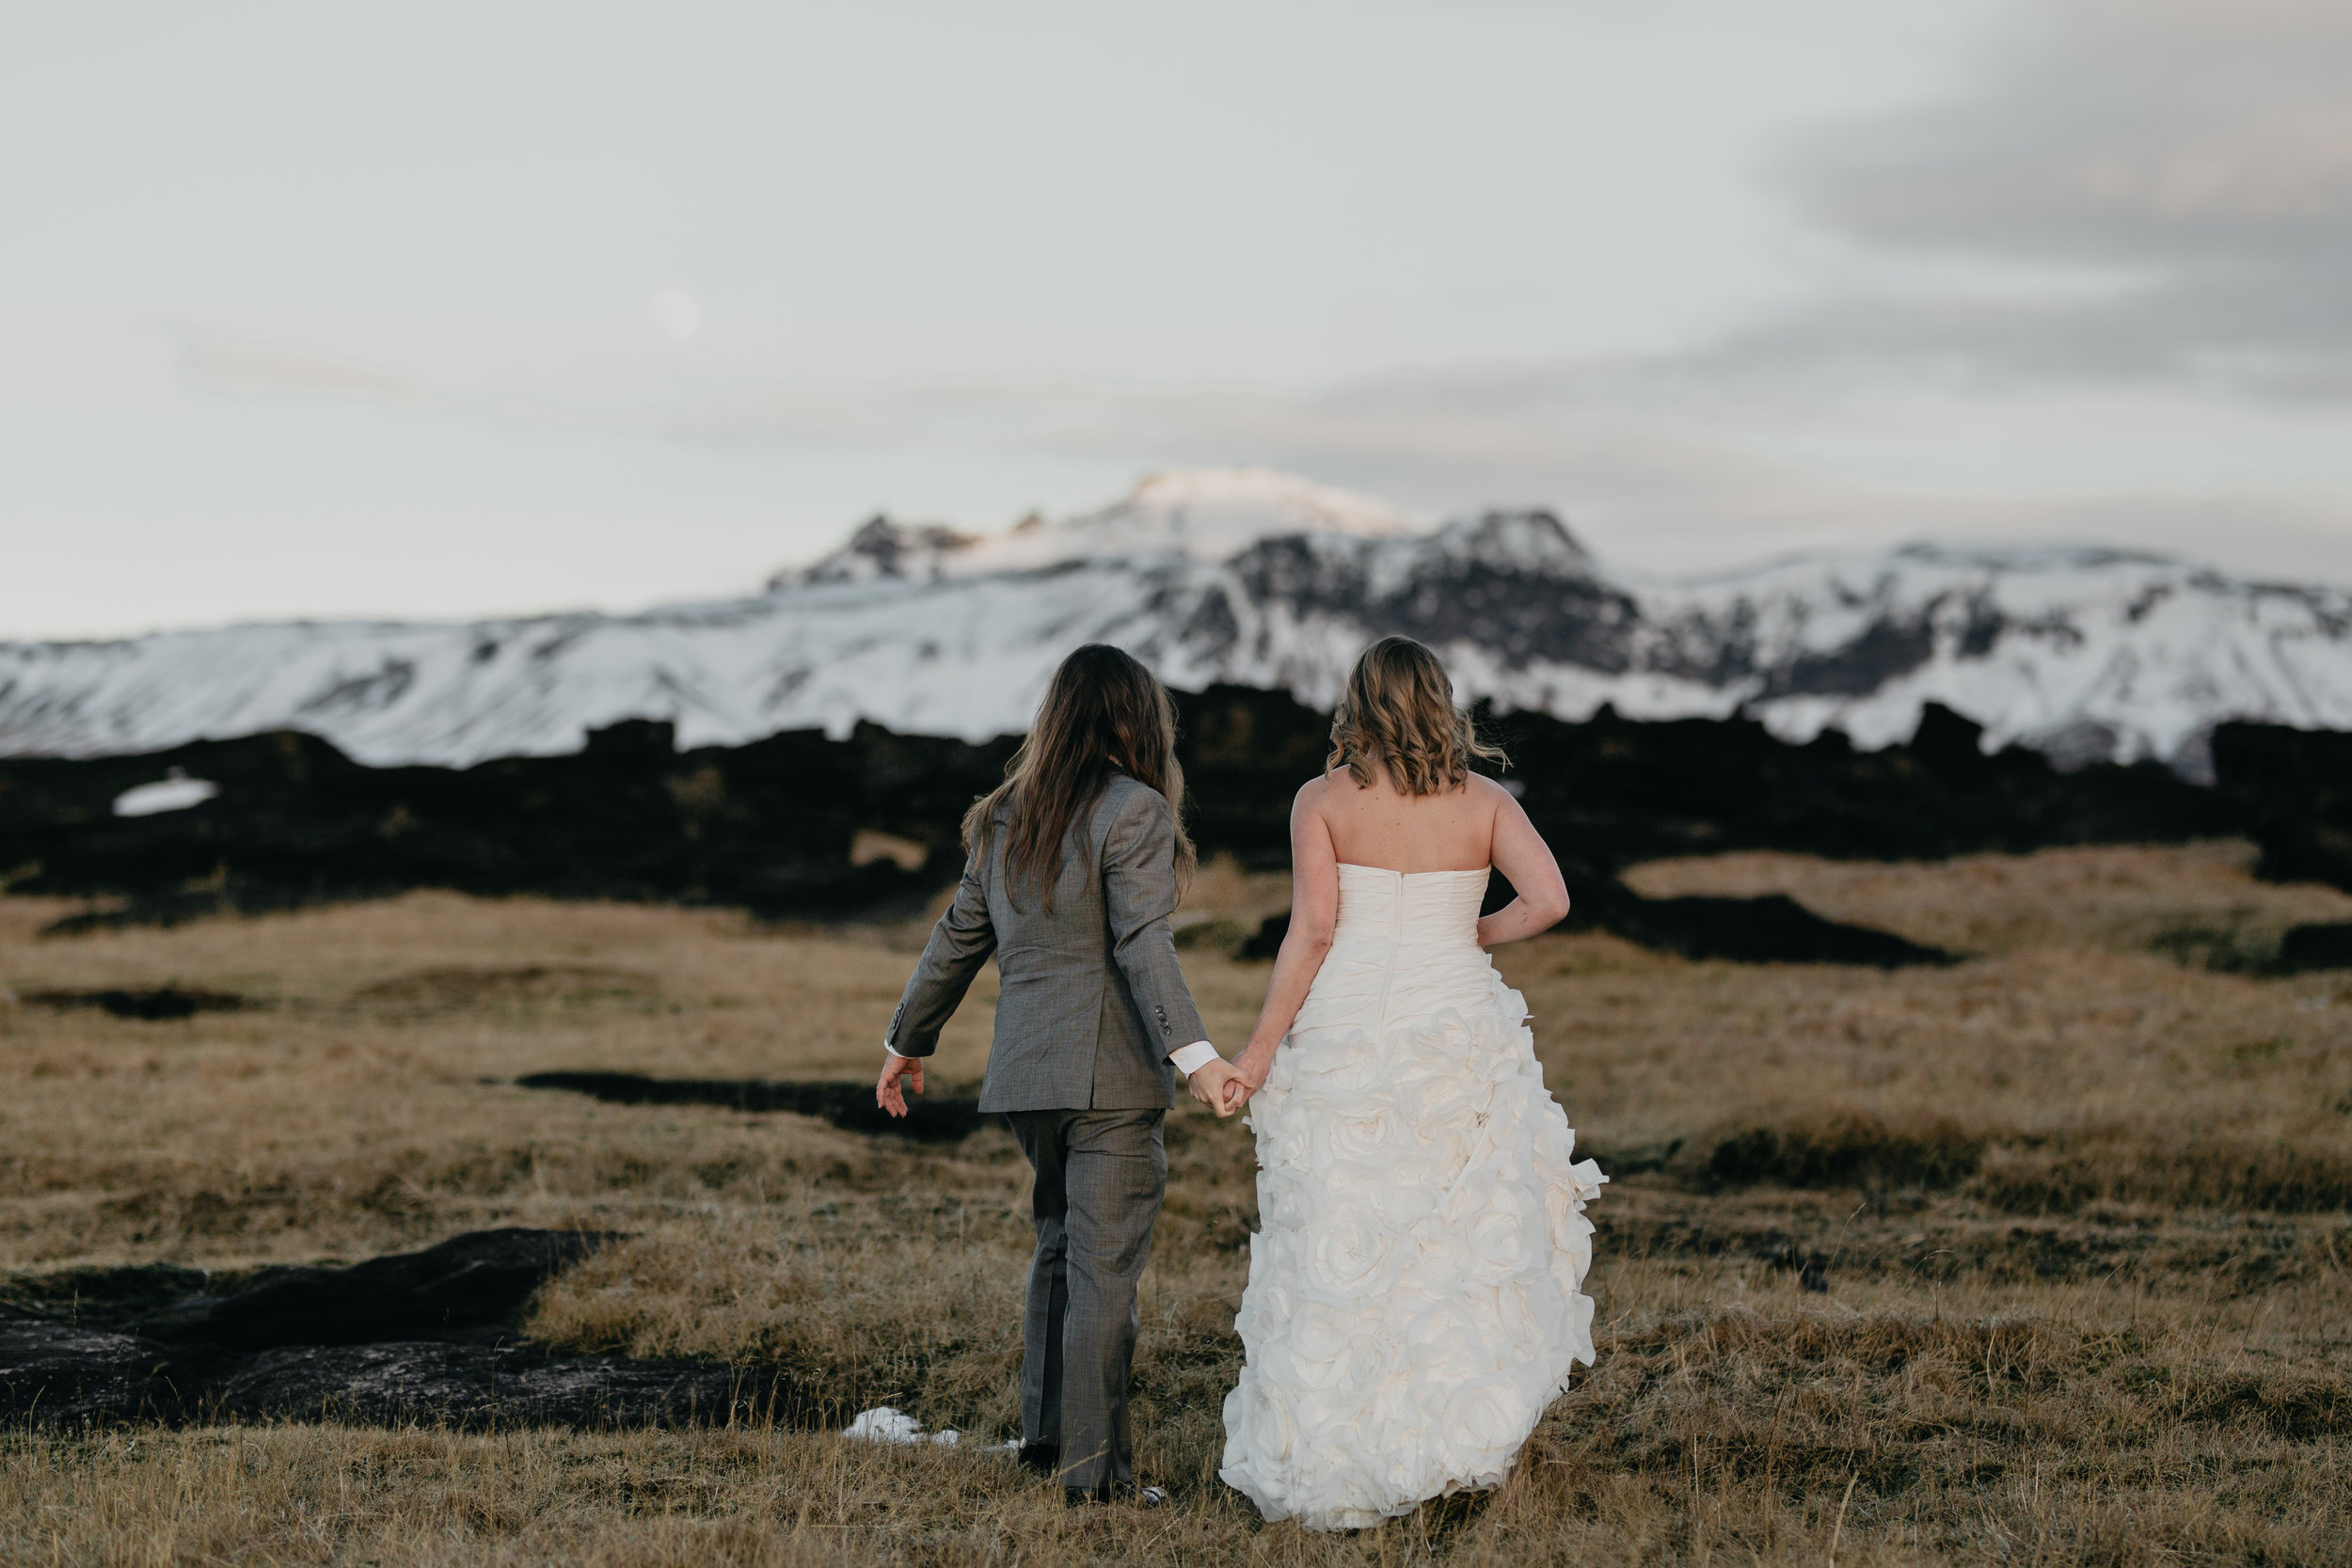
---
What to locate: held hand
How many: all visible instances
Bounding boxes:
[876,1053,925,1118]
[1185,1056,1245,1118]
[1223,1042,1276,1115]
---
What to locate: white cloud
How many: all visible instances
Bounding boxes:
[1757,0,2352,396]
[151,317,2352,587]
[178,333,426,407]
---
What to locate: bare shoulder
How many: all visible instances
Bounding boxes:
[1292,770,1345,831]
[1465,773,1518,813]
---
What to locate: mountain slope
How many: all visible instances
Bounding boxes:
[6,467,2350,775]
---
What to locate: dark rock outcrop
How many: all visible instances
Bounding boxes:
[1587,891,1954,969]
[0,719,1013,933]
[2212,722,2352,895]
[0,1307,179,1424]
[1177,689,2239,875]
[1496,700,2238,872]
[0,684,2265,949]
[1233,888,1953,970]
[0,1228,812,1431]
[134,1227,611,1351]
[207,1342,795,1429]
[0,1311,794,1430]
[516,1073,986,1144]
[2278,922,2352,973]
[22,987,248,1021]
[1236,913,1292,962]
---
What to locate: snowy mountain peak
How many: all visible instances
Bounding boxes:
[5,467,2351,777]
[1072,467,1418,560]
[1424,509,1597,574]
[1011,463,1411,566]
[776,515,981,588]
[769,467,1418,589]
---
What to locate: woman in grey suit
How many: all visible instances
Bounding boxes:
[876,643,1244,1504]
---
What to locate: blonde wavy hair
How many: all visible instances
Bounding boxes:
[1326,636,1505,797]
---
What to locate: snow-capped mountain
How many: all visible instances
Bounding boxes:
[777,467,1415,587]
[6,466,2350,778]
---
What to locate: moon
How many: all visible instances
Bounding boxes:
[648,287,702,340]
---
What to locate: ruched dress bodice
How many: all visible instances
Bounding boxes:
[1289,865,1502,1037]
[1218,863,1607,1531]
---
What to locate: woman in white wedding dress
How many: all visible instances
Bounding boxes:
[1217,636,1607,1531]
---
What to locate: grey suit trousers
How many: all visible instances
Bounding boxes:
[1006,1107,1168,1496]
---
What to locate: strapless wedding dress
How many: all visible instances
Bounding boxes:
[1217,864,1607,1530]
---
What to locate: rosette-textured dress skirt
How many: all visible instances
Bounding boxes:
[1218,864,1607,1530]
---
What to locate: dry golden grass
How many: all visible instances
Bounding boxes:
[1624,839,2352,966]
[3,843,2350,1563]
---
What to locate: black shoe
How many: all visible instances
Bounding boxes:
[1017,1443,1060,1478]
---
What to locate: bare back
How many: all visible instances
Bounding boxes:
[1234,756,1574,1090]
[1283,764,1569,958]
[1311,765,1502,874]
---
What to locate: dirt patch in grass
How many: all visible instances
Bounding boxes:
[514,1071,987,1145]
[351,963,660,1010]
[1669,1112,2352,1215]
[1974,1131,2352,1215]
[21,986,249,1021]
[1690,1113,1986,1194]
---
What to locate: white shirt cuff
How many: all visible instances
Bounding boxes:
[1167,1039,1220,1077]
[895,1037,1216,1073]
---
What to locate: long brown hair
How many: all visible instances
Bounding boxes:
[963,643,1195,907]
[1327,636,1505,797]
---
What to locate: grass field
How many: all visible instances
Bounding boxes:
[4,841,2350,1564]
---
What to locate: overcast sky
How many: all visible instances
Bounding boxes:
[6,0,2349,638]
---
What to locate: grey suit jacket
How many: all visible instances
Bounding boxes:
[884,773,1207,1113]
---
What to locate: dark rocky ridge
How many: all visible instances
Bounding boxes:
[1236,894,1956,969]
[1216,515,1646,674]
[13,475,2352,780]
[2209,723,2352,892]
[2279,922,2352,974]
[0,718,1016,931]
[1572,892,1955,969]
[516,1072,987,1143]
[4,684,2347,958]
[131,1227,612,1351]
[22,986,248,1020]
[0,1229,808,1430]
